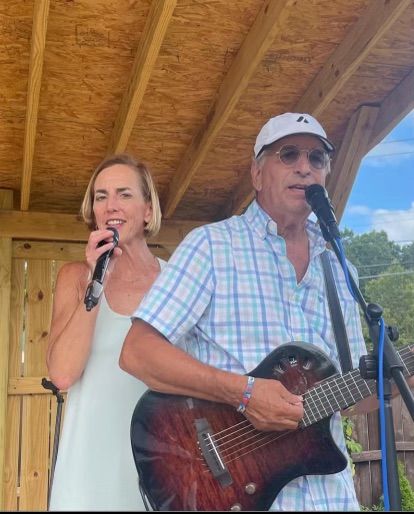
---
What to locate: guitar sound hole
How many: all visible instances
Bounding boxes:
[274,361,287,374]
[303,357,312,370]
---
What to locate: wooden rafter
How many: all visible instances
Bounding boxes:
[295,0,412,116]
[0,190,13,510]
[226,0,412,217]
[20,0,50,211]
[328,67,414,221]
[326,105,379,221]
[107,0,176,155]
[0,210,203,246]
[367,67,414,152]
[162,0,295,219]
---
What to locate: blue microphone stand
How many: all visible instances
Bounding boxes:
[322,220,414,511]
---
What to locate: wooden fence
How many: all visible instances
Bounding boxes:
[2,238,414,510]
[352,395,414,508]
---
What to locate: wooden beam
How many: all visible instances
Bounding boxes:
[162,0,295,218]
[367,67,414,152]
[295,0,412,117]
[8,377,67,396]
[20,0,50,211]
[0,210,203,246]
[107,0,176,154]
[0,190,13,510]
[326,105,379,221]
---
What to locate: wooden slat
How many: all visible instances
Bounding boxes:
[295,0,412,117]
[352,442,414,463]
[368,410,382,505]
[0,210,203,245]
[4,399,20,511]
[0,211,89,241]
[19,260,53,509]
[401,392,414,488]
[13,240,85,261]
[24,260,53,378]
[352,412,372,508]
[107,0,177,154]
[20,0,50,211]
[19,396,49,510]
[12,240,171,262]
[162,0,295,218]
[0,190,13,510]
[367,67,414,152]
[4,258,25,511]
[326,105,379,221]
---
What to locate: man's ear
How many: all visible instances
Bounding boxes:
[250,158,262,192]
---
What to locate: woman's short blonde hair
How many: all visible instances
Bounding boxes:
[81,154,162,238]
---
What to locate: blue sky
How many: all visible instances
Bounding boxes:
[339,109,414,244]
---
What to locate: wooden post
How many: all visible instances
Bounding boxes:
[0,190,13,509]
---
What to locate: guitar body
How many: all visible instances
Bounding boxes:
[130,342,348,511]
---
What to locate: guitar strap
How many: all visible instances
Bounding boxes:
[320,250,353,374]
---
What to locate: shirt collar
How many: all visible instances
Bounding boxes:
[243,199,327,255]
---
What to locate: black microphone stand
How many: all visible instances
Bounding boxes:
[321,220,414,511]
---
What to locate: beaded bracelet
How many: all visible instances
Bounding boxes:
[236,376,255,413]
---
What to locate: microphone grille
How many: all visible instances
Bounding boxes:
[305,184,326,206]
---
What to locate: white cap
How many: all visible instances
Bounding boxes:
[254,112,335,158]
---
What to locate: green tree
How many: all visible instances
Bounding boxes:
[364,264,414,347]
[340,228,414,348]
[401,241,414,271]
[341,229,401,294]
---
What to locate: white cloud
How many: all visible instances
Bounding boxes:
[364,140,414,169]
[371,203,414,243]
[342,203,414,243]
[346,205,372,216]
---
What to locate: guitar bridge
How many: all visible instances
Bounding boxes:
[195,418,233,488]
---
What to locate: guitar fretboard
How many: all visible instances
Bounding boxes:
[300,343,414,428]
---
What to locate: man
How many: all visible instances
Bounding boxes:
[120,113,372,510]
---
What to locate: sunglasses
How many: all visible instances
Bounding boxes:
[269,145,330,170]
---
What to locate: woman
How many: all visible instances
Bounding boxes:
[47,154,164,511]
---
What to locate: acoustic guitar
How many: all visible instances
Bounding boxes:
[130,341,414,511]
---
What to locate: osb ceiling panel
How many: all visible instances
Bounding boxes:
[0,0,413,224]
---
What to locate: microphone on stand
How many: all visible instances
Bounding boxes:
[305,184,341,242]
[84,227,119,311]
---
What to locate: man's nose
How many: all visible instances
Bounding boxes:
[295,153,311,175]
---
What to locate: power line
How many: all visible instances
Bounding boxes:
[359,270,414,280]
[375,137,414,146]
[365,150,414,159]
[356,260,414,270]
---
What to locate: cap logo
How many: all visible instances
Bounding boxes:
[296,116,309,123]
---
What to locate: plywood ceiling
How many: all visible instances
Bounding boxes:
[1,0,414,241]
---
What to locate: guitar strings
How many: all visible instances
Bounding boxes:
[200,349,414,468]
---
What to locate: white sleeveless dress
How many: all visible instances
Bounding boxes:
[49,263,164,511]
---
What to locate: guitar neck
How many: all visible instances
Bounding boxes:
[301,343,414,428]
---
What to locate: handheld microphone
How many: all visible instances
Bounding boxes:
[84,227,119,311]
[305,184,341,242]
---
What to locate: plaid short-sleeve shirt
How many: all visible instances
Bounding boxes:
[134,200,366,511]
